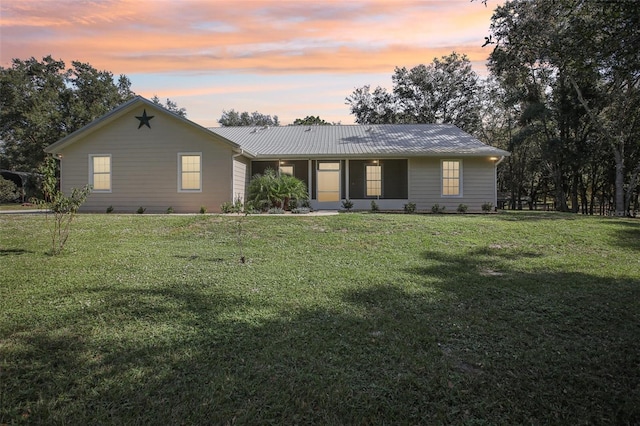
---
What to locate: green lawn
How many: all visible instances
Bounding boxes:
[1,212,639,424]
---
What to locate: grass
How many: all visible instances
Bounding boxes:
[1,211,639,424]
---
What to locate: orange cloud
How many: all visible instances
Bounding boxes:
[1,0,499,74]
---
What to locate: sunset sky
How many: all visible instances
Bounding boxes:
[1,0,502,127]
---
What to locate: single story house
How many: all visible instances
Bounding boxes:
[44,96,510,213]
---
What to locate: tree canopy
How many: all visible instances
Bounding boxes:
[343,1,639,215]
[0,56,134,171]
[486,0,640,215]
[346,52,482,135]
[0,56,186,172]
[151,95,187,117]
[218,109,280,127]
[291,116,332,126]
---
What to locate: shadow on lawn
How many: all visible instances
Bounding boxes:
[492,211,583,221]
[0,248,33,256]
[609,220,640,251]
[3,254,640,424]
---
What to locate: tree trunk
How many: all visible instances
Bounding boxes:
[613,146,626,216]
[554,166,569,212]
[625,161,640,215]
[569,77,629,217]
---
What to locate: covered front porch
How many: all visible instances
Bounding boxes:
[250,158,409,210]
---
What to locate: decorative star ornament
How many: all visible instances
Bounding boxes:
[135,109,154,129]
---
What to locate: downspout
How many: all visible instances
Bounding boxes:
[493,156,506,210]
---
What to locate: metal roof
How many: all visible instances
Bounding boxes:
[209,124,510,158]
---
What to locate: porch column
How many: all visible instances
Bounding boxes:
[308,159,312,199]
[345,159,350,200]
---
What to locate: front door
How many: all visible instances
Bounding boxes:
[316,161,341,207]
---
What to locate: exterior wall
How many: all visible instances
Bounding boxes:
[232,155,250,204]
[409,157,496,212]
[348,159,407,199]
[281,157,497,211]
[59,107,234,213]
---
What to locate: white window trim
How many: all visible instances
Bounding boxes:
[89,154,112,193]
[365,163,382,198]
[178,152,202,193]
[441,159,463,198]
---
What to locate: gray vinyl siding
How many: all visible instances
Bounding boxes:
[59,108,234,213]
[232,155,250,204]
[409,157,496,212]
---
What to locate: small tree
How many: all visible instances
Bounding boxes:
[34,156,91,255]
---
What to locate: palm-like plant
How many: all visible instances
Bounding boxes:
[247,168,308,211]
[278,173,308,210]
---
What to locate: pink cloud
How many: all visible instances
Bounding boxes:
[1,0,499,74]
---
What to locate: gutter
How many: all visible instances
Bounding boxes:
[232,148,255,159]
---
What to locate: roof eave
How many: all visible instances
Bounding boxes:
[251,151,511,159]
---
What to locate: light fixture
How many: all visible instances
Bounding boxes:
[489,157,498,161]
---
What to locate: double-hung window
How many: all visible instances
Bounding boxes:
[365,164,382,197]
[442,160,461,196]
[179,153,202,192]
[90,155,111,192]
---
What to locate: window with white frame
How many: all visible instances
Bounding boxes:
[442,160,461,196]
[365,164,382,197]
[90,155,111,192]
[179,153,202,192]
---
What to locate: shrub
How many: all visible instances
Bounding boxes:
[243,201,259,214]
[457,204,468,213]
[247,168,308,211]
[0,176,18,202]
[220,201,233,213]
[166,206,174,214]
[404,202,416,214]
[106,205,114,214]
[481,202,494,212]
[431,204,446,213]
[291,207,310,214]
[268,207,285,214]
[370,200,379,212]
[341,199,354,211]
[137,206,146,214]
[200,206,207,214]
